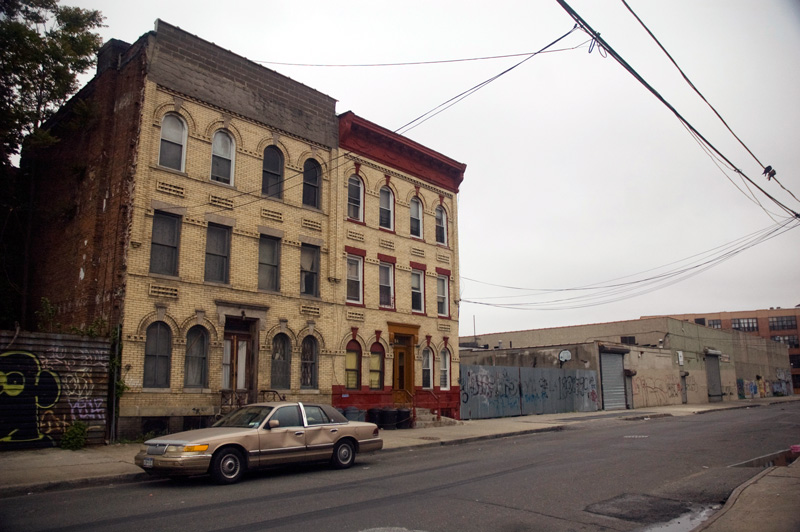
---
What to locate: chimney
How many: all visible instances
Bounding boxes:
[96,39,131,75]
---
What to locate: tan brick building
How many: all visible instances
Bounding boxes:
[643,308,800,394]
[25,20,465,438]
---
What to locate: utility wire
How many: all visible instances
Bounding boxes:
[556,0,799,220]
[461,218,799,310]
[395,24,580,135]
[253,44,591,68]
[620,0,800,205]
[185,29,586,216]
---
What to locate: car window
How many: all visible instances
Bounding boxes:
[320,404,348,423]
[303,405,330,425]
[269,405,302,428]
[213,406,272,428]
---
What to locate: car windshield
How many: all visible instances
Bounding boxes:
[213,406,273,428]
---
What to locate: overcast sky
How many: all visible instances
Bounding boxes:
[70,0,800,335]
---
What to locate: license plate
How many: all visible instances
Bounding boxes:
[143,457,153,468]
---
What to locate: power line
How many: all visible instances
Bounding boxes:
[395,25,580,135]
[619,0,800,206]
[185,28,587,217]
[253,44,591,68]
[555,0,799,220]
[460,218,800,310]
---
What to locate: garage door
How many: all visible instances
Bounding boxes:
[601,353,626,410]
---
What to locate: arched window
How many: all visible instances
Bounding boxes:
[211,130,235,185]
[144,321,171,388]
[303,159,322,208]
[379,186,394,230]
[184,325,208,387]
[422,347,432,389]
[271,333,291,389]
[435,205,447,245]
[369,342,384,390]
[262,146,284,198]
[301,336,318,389]
[410,197,423,238]
[159,114,186,171]
[347,176,363,221]
[439,348,451,390]
[345,339,361,390]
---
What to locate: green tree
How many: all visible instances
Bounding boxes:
[0,0,104,168]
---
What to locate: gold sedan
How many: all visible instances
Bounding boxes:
[134,402,382,484]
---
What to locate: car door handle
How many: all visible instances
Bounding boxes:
[329,428,338,433]
[294,431,304,436]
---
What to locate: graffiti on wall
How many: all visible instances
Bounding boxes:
[459,365,599,420]
[0,351,61,447]
[632,376,682,407]
[0,332,111,450]
[737,376,793,399]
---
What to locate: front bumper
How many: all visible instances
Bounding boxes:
[134,451,212,477]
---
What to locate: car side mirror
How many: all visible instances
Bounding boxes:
[268,419,280,429]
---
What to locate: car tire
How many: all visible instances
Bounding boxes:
[331,440,356,469]
[211,447,246,484]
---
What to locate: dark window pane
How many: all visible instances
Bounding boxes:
[205,224,230,283]
[159,140,182,170]
[144,322,171,388]
[300,245,319,296]
[258,236,280,291]
[150,212,180,276]
[262,147,283,197]
[303,160,321,208]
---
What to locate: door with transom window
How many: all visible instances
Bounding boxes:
[222,318,257,408]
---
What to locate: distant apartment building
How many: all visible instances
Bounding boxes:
[644,308,800,394]
[24,20,465,438]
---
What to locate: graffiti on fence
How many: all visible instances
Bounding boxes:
[0,334,110,449]
[0,350,62,447]
[460,365,599,419]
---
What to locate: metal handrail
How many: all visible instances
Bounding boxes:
[398,388,417,427]
[421,389,441,421]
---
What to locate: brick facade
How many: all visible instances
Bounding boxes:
[25,20,466,438]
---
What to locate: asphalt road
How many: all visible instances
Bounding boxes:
[2,402,798,532]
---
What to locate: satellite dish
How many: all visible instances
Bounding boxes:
[559,349,572,362]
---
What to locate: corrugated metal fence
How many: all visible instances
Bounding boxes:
[459,365,600,420]
[1,331,111,449]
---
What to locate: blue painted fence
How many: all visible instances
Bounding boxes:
[459,365,600,420]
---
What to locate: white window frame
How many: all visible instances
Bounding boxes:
[411,269,425,313]
[347,176,363,221]
[435,205,447,245]
[158,113,187,172]
[379,186,394,230]
[379,262,394,308]
[410,196,423,238]
[422,348,432,389]
[211,130,235,185]
[437,274,449,317]
[346,255,363,304]
[439,349,450,390]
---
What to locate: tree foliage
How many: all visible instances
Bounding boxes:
[0,0,104,169]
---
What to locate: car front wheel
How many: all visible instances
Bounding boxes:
[331,440,356,469]
[211,447,246,484]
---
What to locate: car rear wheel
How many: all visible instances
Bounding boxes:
[331,440,355,469]
[211,447,245,484]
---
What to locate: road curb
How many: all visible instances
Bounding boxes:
[692,466,774,531]
[380,425,565,454]
[2,472,156,499]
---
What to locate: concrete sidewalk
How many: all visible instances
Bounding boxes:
[2,396,799,531]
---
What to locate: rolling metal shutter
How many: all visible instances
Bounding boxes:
[601,353,626,410]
